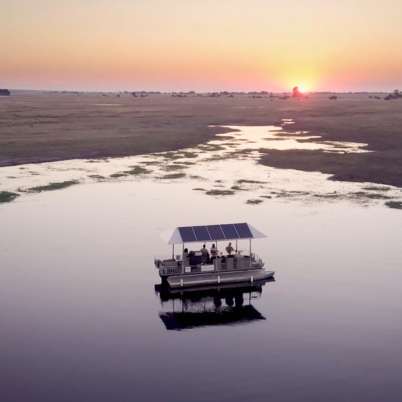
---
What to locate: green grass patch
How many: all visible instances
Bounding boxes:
[140,160,162,166]
[230,185,247,191]
[313,192,339,199]
[180,151,198,158]
[385,201,402,209]
[25,180,79,193]
[162,152,185,161]
[175,160,195,166]
[162,151,199,161]
[163,164,187,171]
[160,173,186,179]
[363,186,391,192]
[0,191,20,203]
[189,175,206,180]
[110,172,128,178]
[237,179,267,184]
[198,144,226,152]
[350,191,391,200]
[205,189,235,196]
[246,199,263,205]
[110,166,151,178]
[88,174,106,180]
[125,166,151,175]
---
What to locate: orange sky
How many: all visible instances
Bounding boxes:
[2,0,402,91]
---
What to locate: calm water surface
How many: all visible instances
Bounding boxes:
[1,125,402,402]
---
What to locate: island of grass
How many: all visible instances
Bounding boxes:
[246,199,263,205]
[205,189,235,196]
[110,172,127,178]
[88,174,106,180]
[385,201,402,209]
[159,172,186,179]
[236,179,267,184]
[0,191,20,203]
[110,166,151,178]
[163,164,188,171]
[126,166,151,175]
[25,180,79,193]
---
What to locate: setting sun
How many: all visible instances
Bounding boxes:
[297,84,310,93]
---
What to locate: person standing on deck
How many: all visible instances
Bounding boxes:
[200,244,209,264]
[210,244,218,260]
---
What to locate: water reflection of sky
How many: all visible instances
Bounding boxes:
[214,123,369,153]
[2,121,402,402]
[1,122,401,207]
[1,177,402,402]
[1,121,402,402]
[2,122,402,402]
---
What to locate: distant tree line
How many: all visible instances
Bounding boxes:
[384,89,402,100]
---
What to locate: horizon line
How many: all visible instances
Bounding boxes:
[4,87,398,94]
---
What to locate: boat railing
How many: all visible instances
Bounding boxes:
[158,263,182,276]
[251,253,264,268]
[213,254,256,271]
[156,251,264,276]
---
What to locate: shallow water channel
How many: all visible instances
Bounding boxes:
[1,124,402,401]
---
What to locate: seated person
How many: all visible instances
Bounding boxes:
[188,250,202,266]
[200,244,210,264]
[225,242,234,256]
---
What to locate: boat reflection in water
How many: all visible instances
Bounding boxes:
[155,279,274,331]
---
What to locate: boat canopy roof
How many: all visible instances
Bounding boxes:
[168,223,266,244]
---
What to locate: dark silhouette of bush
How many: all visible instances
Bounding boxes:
[384,89,402,100]
[0,89,10,96]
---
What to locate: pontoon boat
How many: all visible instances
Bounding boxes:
[154,223,275,288]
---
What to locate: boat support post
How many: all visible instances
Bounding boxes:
[182,243,185,274]
[249,239,252,267]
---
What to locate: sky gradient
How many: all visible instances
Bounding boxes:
[2,0,402,91]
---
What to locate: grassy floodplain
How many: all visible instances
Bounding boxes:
[1,91,401,187]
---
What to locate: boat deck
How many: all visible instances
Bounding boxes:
[167,268,274,289]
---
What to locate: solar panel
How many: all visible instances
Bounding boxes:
[221,224,239,240]
[193,226,212,241]
[178,226,197,242]
[174,223,260,243]
[234,223,253,238]
[206,225,226,240]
